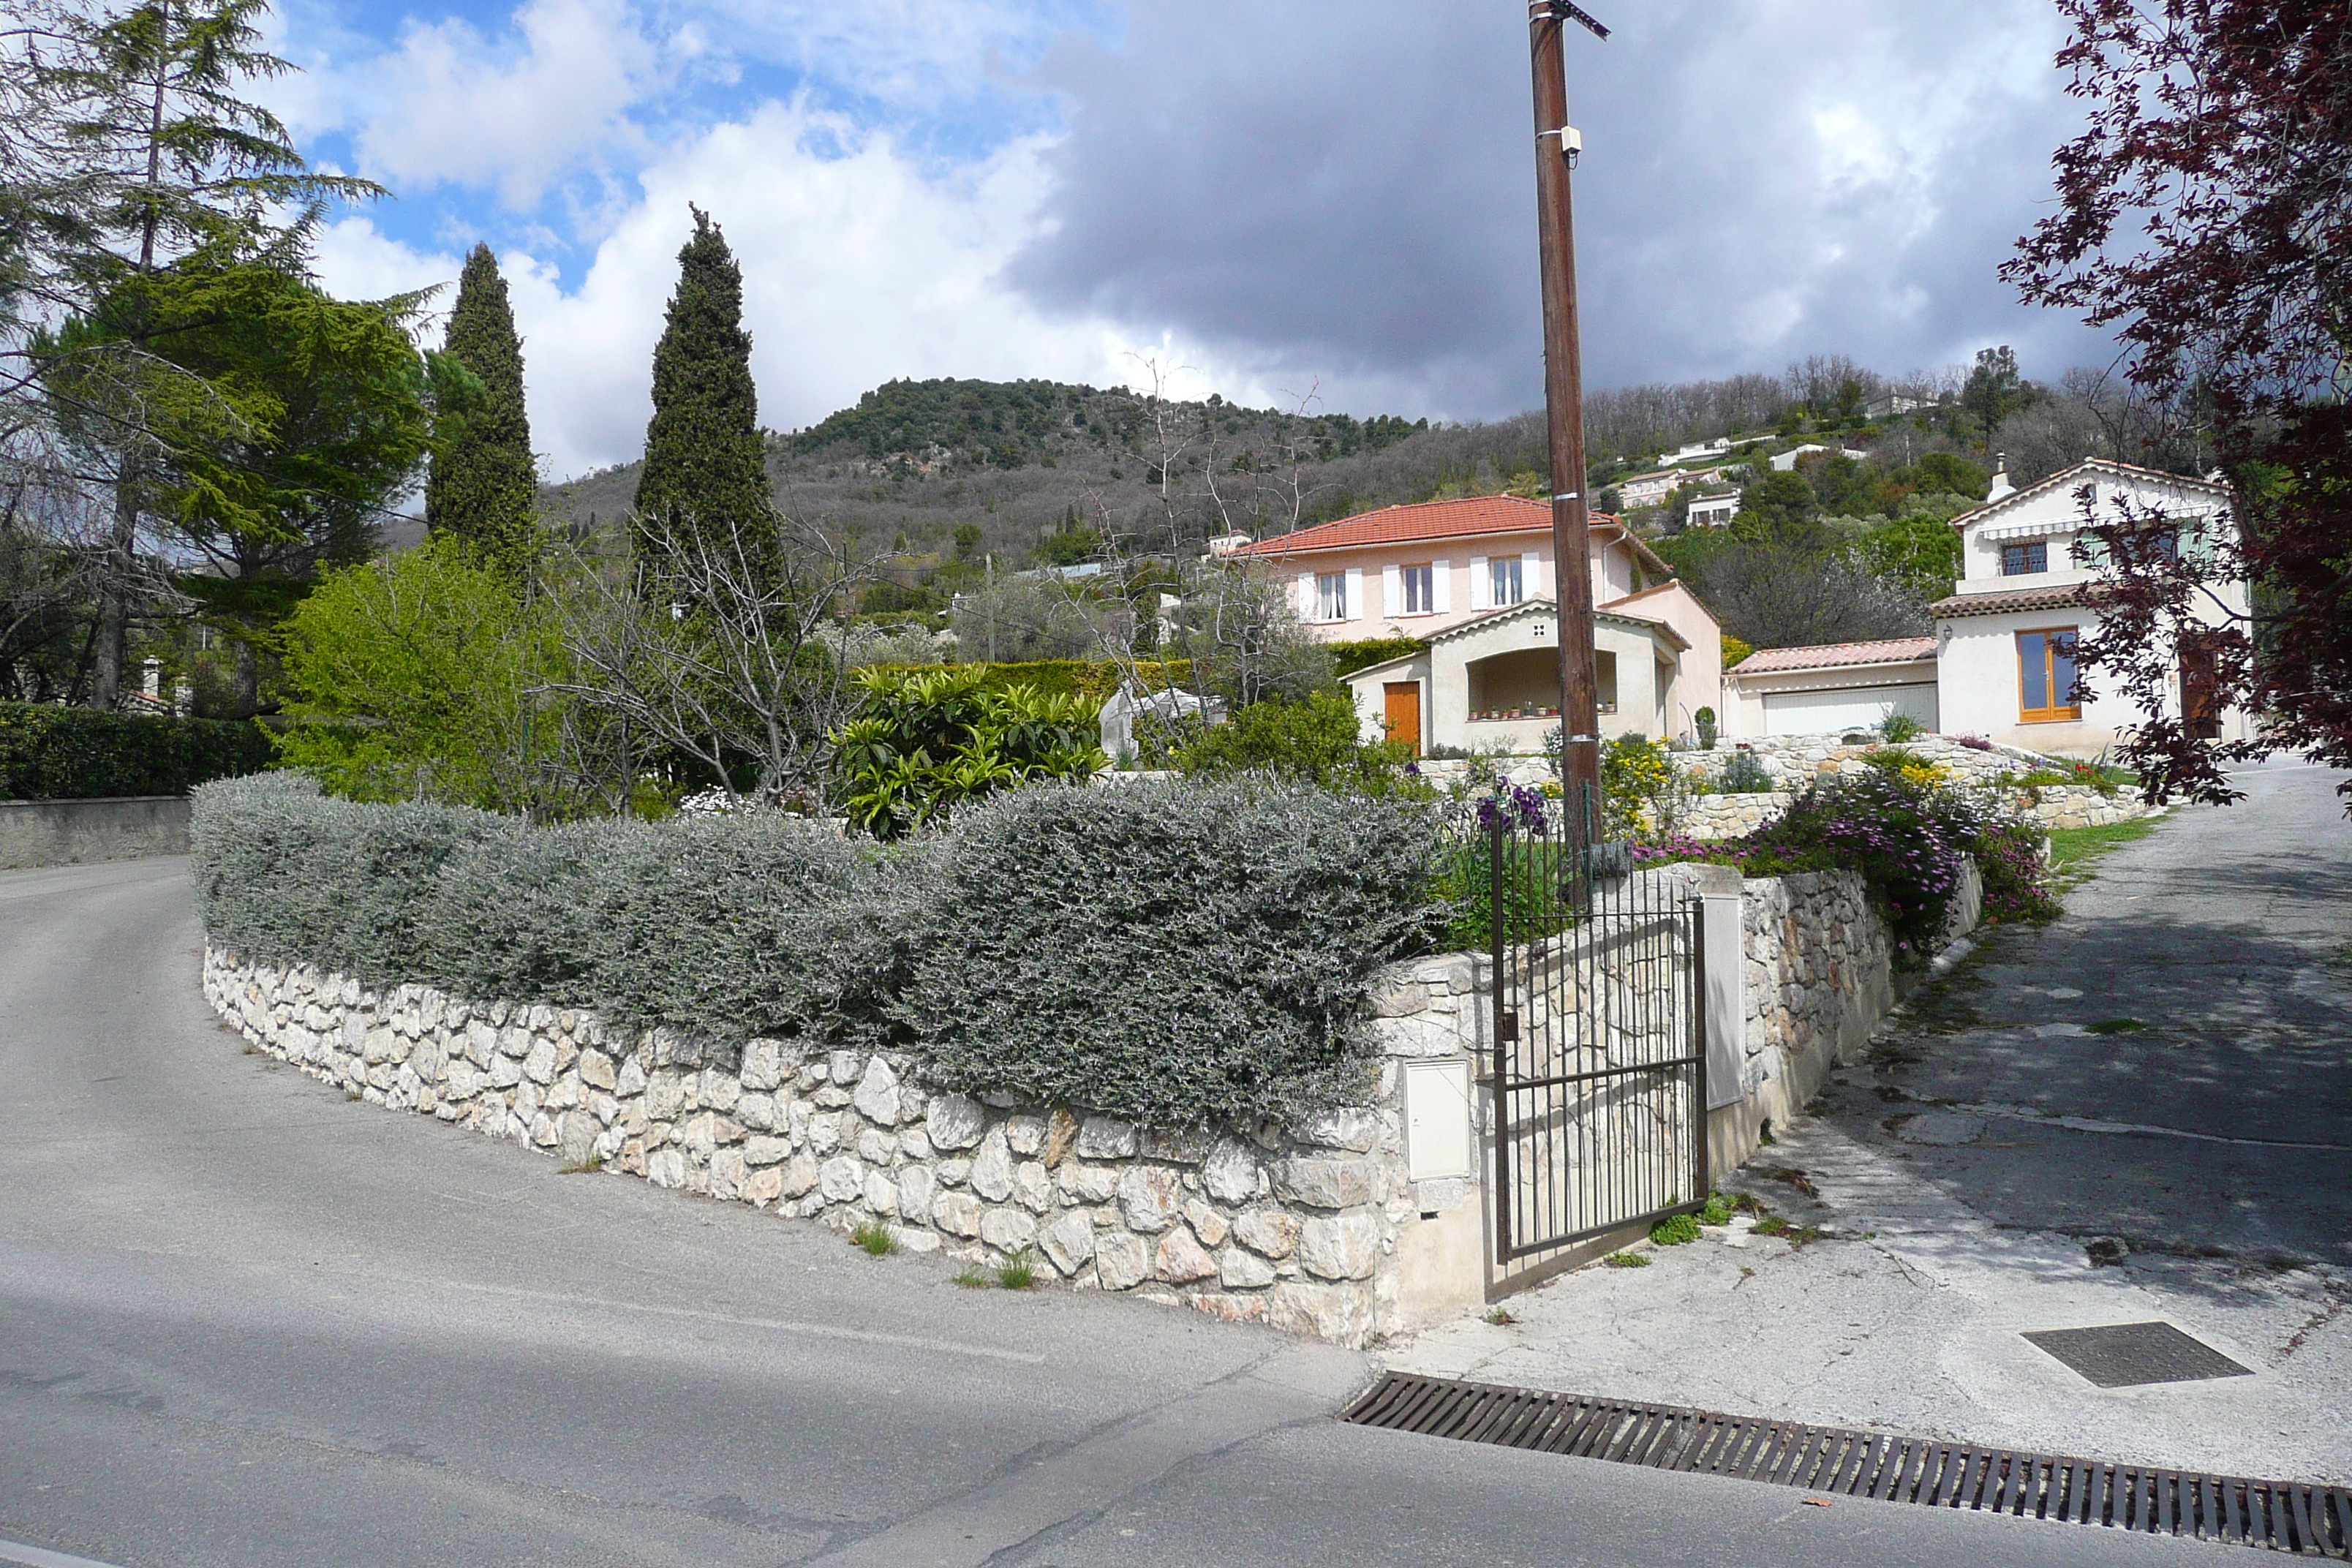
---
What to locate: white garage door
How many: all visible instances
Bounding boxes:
[1760,683,1939,736]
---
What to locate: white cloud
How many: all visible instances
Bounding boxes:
[320,0,660,211]
[309,216,461,308]
[304,101,1246,482]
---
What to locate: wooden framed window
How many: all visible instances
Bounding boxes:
[2017,627,2081,722]
[2000,540,2048,576]
[1401,563,1435,614]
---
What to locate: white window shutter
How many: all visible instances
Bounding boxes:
[1382,562,1402,617]
[1343,566,1365,620]
[1469,555,1490,611]
[1433,558,1451,613]
[1296,572,1315,619]
[1522,551,1543,603]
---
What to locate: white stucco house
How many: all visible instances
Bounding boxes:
[1228,495,1725,754]
[1926,458,2248,755]
[1721,459,2250,755]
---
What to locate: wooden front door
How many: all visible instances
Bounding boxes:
[1383,682,1422,755]
[2181,636,2222,739]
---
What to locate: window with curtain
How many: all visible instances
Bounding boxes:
[1316,571,1347,621]
[1490,557,1523,606]
[2017,627,2081,721]
[1401,563,1434,614]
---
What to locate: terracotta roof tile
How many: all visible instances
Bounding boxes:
[1948,457,2228,531]
[1732,636,1938,674]
[1929,584,2097,618]
[1232,495,1572,555]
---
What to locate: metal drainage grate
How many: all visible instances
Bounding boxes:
[2023,1322,2255,1389]
[1343,1373,2350,1557]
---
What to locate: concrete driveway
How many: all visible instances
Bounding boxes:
[1,856,2227,1567]
[1395,762,2352,1485]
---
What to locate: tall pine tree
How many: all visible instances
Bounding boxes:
[633,206,769,564]
[426,243,538,573]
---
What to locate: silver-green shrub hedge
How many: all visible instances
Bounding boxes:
[900,780,1439,1126]
[190,773,1440,1125]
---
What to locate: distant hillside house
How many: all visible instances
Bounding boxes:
[1618,464,1734,510]
[1719,459,2250,756]
[1686,490,1741,529]
[1230,496,1724,753]
[1769,443,1870,472]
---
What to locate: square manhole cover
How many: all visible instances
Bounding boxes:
[2021,1321,2253,1388]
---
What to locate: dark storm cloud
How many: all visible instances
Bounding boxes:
[1008,0,2117,415]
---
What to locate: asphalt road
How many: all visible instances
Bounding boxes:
[1,856,2218,1567]
[1819,758,2352,1268]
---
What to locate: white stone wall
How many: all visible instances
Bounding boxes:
[1673,731,2162,840]
[202,945,1489,1348]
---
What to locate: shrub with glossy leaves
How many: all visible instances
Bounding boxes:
[832,666,1102,839]
[1,701,272,800]
[1175,691,1425,799]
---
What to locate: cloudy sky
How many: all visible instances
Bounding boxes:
[266,0,2112,481]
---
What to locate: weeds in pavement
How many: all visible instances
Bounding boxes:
[1763,1166,1821,1200]
[1486,1308,1517,1326]
[995,1251,1039,1290]
[559,1153,603,1175]
[1752,1215,1831,1249]
[851,1220,899,1256]
[1651,1213,1702,1245]
[951,1264,992,1289]
[1697,1193,1733,1226]
[1602,1251,1650,1268]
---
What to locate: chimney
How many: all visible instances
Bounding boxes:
[1986,453,2014,502]
[142,657,162,701]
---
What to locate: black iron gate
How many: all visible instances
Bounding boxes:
[1482,783,1707,1263]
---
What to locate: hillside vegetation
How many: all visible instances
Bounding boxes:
[537,355,2206,655]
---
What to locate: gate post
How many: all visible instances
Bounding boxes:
[1488,815,1512,1267]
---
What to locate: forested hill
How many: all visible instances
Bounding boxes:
[538,377,1553,566]
[532,353,2122,573]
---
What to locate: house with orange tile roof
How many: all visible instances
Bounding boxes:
[1229,496,1724,753]
[1721,458,2253,754]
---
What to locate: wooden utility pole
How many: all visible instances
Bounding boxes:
[1527,1,1608,802]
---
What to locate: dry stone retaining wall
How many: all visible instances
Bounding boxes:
[1698,857,1981,1174]
[201,944,1488,1347]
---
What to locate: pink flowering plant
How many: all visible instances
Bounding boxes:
[1636,769,2059,965]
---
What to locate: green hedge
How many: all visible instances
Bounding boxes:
[1329,636,1427,677]
[862,658,1193,704]
[192,774,1440,1126]
[0,701,275,801]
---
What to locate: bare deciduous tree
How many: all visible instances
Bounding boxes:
[546,508,887,809]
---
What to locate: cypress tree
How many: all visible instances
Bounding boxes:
[426,244,540,573]
[634,206,771,564]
